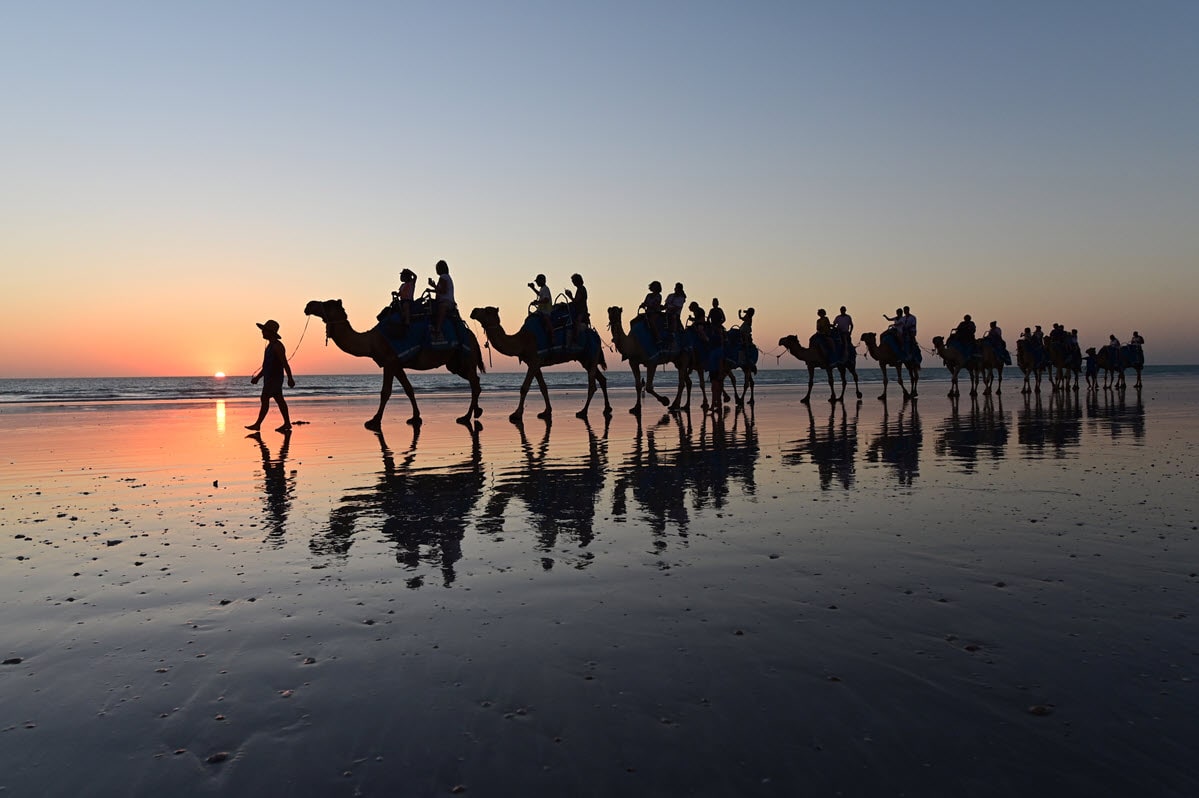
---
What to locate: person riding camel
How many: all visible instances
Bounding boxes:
[951,314,977,357]
[563,273,590,348]
[393,268,417,329]
[428,260,455,342]
[833,306,853,352]
[986,320,1010,364]
[883,307,906,354]
[639,281,664,344]
[665,282,686,337]
[688,301,708,342]
[528,273,553,345]
[708,298,726,346]
[816,308,837,362]
[738,307,755,345]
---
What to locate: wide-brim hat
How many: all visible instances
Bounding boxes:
[256,320,281,339]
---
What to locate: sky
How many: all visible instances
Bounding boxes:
[3,0,1197,377]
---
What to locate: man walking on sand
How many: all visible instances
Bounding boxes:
[246,319,296,432]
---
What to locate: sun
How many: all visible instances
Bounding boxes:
[214,372,226,379]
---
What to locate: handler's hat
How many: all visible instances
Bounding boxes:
[256,319,281,339]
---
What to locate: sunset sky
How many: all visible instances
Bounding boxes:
[3,1,1197,377]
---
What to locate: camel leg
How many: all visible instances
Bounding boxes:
[391,368,421,428]
[629,363,644,415]
[511,369,536,422]
[850,367,862,400]
[801,366,815,404]
[826,367,838,403]
[457,368,483,426]
[578,366,598,419]
[598,369,613,416]
[534,370,552,419]
[879,365,890,401]
[365,370,393,431]
[645,365,670,407]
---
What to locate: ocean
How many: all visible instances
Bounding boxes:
[1,365,1193,404]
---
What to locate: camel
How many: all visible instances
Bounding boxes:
[722,326,758,407]
[977,338,1008,396]
[1016,339,1048,394]
[469,306,612,422]
[778,334,862,404]
[859,331,919,401]
[1096,343,1143,390]
[1045,339,1080,392]
[931,336,980,398]
[607,306,703,415]
[304,299,484,429]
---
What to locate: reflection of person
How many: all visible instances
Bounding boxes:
[246,319,295,432]
[248,429,293,544]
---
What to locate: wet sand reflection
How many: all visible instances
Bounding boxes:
[782,401,860,490]
[936,395,1010,471]
[248,429,294,545]
[479,416,610,570]
[612,407,759,540]
[312,424,484,587]
[864,397,922,487]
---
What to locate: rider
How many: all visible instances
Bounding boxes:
[884,307,906,353]
[986,320,1010,364]
[639,281,664,344]
[688,301,708,342]
[833,305,853,353]
[738,307,755,345]
[528,273,553,344]
[394,268,417,329]
[816,308,836,361]
[563,273,590,348]
[428,260,455,341]
[951,314,977,357]
[665,282,686,337]
[708,298,726,346]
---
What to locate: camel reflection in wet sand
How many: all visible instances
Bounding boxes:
[312,425,484,588]
[1087,386,1145,441]
[477,417,610,570]
[936,395,1010,471]
[249,429,294,546]
[1017,392,1082,459]
[865,398,923,487]
[783,401,860,490]
[612,407,759,541]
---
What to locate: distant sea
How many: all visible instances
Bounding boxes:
[1,366,1195,404]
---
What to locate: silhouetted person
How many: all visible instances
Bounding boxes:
[665,282,686,334]
[394,268,417,328]
[640,281,664,343]
[564,272,590,346]
[246,319,295,432]
[528,273,553,344]
[429,259,454,341]
[709,298,726,345]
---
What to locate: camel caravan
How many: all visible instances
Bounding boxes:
[302,263,1145,427]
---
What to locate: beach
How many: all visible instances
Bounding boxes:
[1,378,1196,796]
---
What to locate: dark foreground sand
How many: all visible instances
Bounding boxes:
[1,381,1196,796]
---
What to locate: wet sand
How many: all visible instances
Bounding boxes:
[1,381,1196,796]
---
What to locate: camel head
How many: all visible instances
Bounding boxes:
[469,306,500,327]
[779,334,800,350]
[304,299,346,323]
[607,306,623,328]
[931,335,945,350]
[859,332,876,346]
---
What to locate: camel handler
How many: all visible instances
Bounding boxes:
[246,319,295,433]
